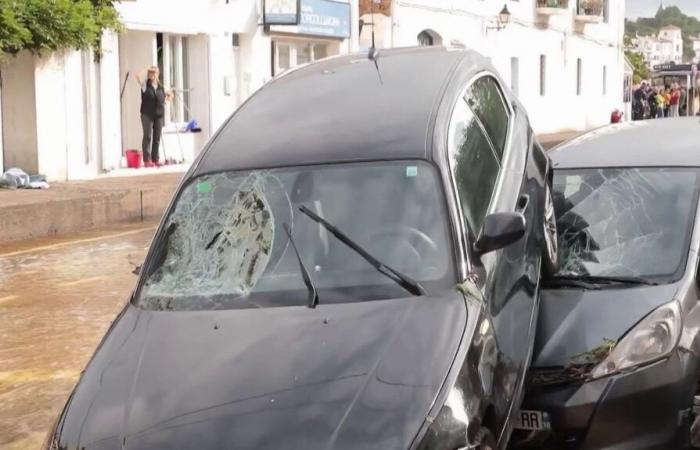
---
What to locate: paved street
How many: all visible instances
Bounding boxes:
[0,224,157,450]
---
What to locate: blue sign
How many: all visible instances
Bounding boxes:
[298,0,351,38]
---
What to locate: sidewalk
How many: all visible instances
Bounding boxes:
[0,171,185,243]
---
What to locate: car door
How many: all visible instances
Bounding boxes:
[446,74,540,433]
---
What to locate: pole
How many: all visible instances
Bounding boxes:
[120,72,130,101]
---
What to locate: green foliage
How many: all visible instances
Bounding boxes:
[625,50,650,83]
[0,0,121,58]
[626,5,700,62]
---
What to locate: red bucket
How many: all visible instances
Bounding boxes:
[125,149,142,168]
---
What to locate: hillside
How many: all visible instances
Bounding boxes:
[626,5,700,61]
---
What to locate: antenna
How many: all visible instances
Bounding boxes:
[368,0,383,84]
[368,0,379,61]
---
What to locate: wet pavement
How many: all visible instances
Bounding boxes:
[0,223,158,450]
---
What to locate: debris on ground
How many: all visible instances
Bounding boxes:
[0,168,50,189]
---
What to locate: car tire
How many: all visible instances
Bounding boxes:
[542,183,560,276]
[476,428,497,450]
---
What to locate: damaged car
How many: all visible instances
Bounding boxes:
[45,47,557,450]
[512,119,700,449]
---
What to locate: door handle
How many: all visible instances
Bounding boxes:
[516,194,530,213]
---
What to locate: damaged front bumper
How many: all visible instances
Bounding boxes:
[514,350,700,449]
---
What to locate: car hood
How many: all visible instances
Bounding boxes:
[54,293,467,450]
[532,284,679,368]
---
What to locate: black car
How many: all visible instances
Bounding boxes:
[513,119,700,449]
[46,47,556,450]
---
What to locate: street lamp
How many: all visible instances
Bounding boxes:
[487,4,511,32]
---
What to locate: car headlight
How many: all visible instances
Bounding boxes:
[415,388,479,450]
[591,300,681,379]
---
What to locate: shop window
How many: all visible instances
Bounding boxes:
[273,41,332,75]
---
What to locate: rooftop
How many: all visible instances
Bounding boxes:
[195,47,482,175]
[550,119,700,169]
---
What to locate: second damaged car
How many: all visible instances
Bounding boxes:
[46,47,556,450]
[513,119,700,450]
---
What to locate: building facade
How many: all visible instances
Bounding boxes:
[359,0,626,134]
[631,25,683,68]
[0,0,359,180]
[0,0,625,180]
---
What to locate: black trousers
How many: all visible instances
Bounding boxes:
[141,114,163,162]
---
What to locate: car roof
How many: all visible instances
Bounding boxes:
[194,47,484,175]
[550,118,700,169]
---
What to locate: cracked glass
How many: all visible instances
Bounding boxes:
[138,161,456,310]
[552,167,700,281]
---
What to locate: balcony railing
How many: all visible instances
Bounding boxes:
[537,0,569,9]
[576,0,605,22]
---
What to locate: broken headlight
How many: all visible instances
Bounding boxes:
[591,300,681,379]
[416,388,478,450]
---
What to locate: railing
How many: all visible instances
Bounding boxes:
[537,0,569,8]
[577,0,605,17]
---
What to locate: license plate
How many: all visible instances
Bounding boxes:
[514,410,551,431]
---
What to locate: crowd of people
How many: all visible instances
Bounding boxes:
[632,81,687,120]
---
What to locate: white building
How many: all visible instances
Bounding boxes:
[658,25,683,63]
[0,0,359,180]
[359,0,626,134]
[0,0,626,180]
[633,34,676,66]
[691,35,700,62]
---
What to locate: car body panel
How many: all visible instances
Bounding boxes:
[514,119,700,449]
[533,284,679,368]
[53,294,467,449]
[50,48,551,450]
[549,119,700,169]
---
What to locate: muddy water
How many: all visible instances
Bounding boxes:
[0,224,157,450]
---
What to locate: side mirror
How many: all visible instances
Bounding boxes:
[474,212,526,257]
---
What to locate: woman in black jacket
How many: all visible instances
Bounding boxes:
[135,66,173,167]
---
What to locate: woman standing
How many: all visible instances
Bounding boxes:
[135,66,173,167]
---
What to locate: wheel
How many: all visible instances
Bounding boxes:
[476,427,497,450]
[542,184,560,276]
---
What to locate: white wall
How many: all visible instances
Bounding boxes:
[385,0,625,134]
[34,52,75,181]
[100,31,123,172]
[0,52,38,173]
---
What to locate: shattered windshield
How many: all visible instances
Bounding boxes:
[552,167,700,282]
[137,161,455,310]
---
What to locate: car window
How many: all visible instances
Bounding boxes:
[553,167,700,282]
[137,161,456,311]
[448,98,500,235]
[464,76,510,160]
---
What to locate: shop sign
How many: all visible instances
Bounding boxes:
[298,0,351,38]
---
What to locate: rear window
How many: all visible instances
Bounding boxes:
[553,167,700,281]
[137,161,456,310]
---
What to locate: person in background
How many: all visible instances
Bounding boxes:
[656,87,667,118]
[669,83,681,118]
[680,87,687,116]
[647,86,658,119]
[664,85,672,118]
[135,66,174,167]
[632,84,646,121]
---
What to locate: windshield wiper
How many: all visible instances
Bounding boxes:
[283,223,319,309]
[298,205,426,297]
[543,278,601,290]
[552,274,659,287]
